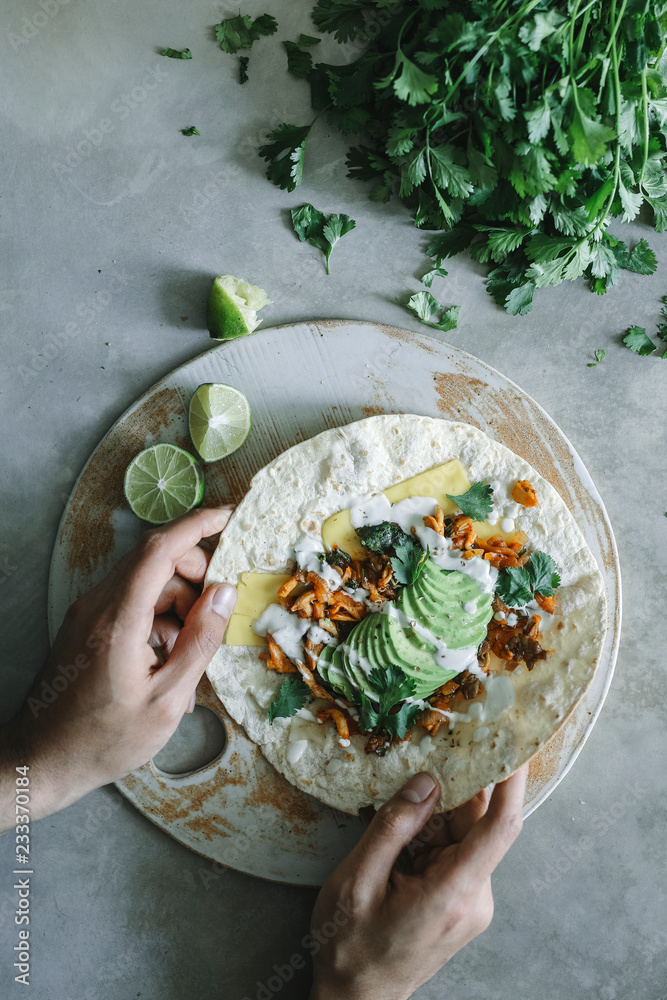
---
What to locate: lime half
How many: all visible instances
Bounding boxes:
[124,444,205,524]
[189,383,252,462]
[206,274,271,340]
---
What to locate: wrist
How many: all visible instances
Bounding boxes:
[0,710,93,832]
[310,974,412,1000]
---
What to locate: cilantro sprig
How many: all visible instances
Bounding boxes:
[446,482,494,521]
[267,677,310,723]
[496,551,561,608]
[391,541,428,587]
[403,291,460,332]
[358,665,421,742]
[290,203,356,273]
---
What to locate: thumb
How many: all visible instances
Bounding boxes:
[344,773,440,896]
[161,583,237,696]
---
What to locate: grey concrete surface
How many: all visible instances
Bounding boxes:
[1,0,666,998]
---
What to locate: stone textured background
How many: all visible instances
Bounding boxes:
[1,1,666,997]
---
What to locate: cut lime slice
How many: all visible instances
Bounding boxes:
[189,383,252,462]
[206,274,271,340]
[124,444,205,524]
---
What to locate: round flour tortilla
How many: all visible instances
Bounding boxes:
[205,415,606,814]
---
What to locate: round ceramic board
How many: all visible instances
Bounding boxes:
[48,320,621,886]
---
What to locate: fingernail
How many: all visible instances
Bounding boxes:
[211,583,237,618]
[400,772,436,803]
[186,692,196,714]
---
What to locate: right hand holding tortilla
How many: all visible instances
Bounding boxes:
[309,764,528,1000]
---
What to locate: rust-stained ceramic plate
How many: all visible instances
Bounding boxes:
[48,320,620,885]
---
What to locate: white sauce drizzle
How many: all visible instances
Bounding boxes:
[253,605,310,661]
[308,624,338,647]
[500,517,515,533]
[293,536,342,591]
[286,740,308,764]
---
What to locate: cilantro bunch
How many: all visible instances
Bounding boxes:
[262,0,667,314]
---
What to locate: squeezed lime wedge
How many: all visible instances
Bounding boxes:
[206,274,271,340]
[124,443,205,523]
[189,383,252,462]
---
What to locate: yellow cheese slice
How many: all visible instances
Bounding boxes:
[225,572,290,647]
[321,459,470,557]
[226,461,518,645]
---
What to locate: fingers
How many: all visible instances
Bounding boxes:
[158,583,237,696]
[173,544,210,586]
[154,575,201,621]
[340,773,440,899]
[149,614,182,664]
[447,785,493,843]
[454,764,528,882]
[125,507,234,617]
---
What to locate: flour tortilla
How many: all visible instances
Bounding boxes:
[206,415,606,814]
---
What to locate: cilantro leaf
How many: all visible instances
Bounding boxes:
[505,281,536,316]
[595,349,606,363]
[421,267,448,288]
[383,702,423,740]
[445,482,494,520]
[403,291,460,332]
[623,239,657,276]
[161,47,192,59]
[322,214,356,273]
[391,542,428,587]
[214,13,277,54]
[358,691,379,733]
[495,566,534,608]
[290,203,355,273]
[283,38,319,79]
[267,677,310,722]
[358,664,417,739]
[528,551,561,596]
[239,56,249,84]
[496,551,561,607]
[623,326,657,356]
[180,126,201,136]
[311,0,368,43]
[291,203,326,245]
[568,89,617,166]
[259,122,314,191]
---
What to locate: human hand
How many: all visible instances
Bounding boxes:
[309,765,528,1000]
[1,507,237,830]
